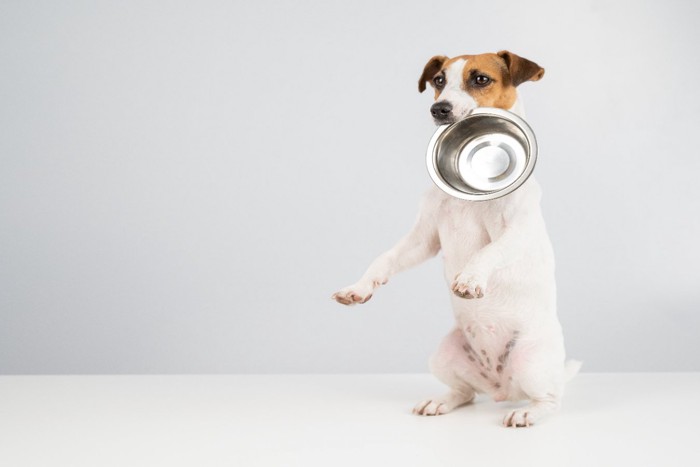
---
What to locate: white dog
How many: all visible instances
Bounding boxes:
[332,51,580,427]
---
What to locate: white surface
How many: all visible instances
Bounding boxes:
[1,373,699,467]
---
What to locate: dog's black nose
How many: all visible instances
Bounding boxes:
[430,101,453,119]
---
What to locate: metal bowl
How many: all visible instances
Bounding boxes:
[426,107,538,201]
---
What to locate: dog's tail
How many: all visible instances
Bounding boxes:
[564,359,583,383]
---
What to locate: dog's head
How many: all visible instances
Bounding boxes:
[419,51,544,125]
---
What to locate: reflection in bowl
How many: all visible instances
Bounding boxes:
[426,107,538,201]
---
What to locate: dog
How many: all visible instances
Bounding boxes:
[332,51,579,427]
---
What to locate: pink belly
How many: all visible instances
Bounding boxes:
[460,324,522,400]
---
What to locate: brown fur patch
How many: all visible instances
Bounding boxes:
[418,55,448,93]
[497,50,545,87]
[461,54,518,109]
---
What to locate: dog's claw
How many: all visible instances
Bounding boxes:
[504,409,534,428]
[451,273,487,300]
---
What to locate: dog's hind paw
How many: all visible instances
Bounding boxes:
[412,390,474,416]
[503,398,559,427]
[503,409,533,427]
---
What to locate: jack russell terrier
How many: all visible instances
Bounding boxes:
[332,51,579,427]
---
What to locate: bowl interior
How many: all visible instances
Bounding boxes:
[432,113,532,197]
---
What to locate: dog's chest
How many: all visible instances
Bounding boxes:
[435,197,505,265]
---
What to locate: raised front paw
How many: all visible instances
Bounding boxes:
[331,282,374,306]
[451,272,487,299]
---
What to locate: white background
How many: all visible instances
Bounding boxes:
[1,0,699,373]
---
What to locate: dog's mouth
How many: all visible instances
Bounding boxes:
[433,116,457,126]
[432,108,475,126]
[434,112,474,126]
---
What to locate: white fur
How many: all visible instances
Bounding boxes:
[436,59,477,120]
[332,64,577,428]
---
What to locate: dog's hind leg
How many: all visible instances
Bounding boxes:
[502,344,567,427]
[413,327,476,416]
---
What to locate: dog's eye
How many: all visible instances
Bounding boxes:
[433,76,445,87]
[474,75,491,86]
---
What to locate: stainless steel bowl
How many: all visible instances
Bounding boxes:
[426,107,538,201]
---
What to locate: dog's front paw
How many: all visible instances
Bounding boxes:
[451,272,487,299]
[331,282,374,306]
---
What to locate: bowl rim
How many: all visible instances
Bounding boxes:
[426,107,538,201]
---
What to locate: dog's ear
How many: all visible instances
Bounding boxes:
[418,55,448,93]
[497,51,545,87]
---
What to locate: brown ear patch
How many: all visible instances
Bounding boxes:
[462,54,518,109]
[497,51,544,87]
[418,55,448,93]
